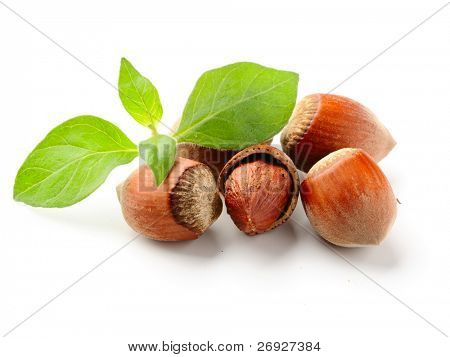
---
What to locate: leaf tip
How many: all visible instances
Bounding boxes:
[154,177,164,187]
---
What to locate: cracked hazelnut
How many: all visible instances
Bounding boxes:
[218,145,300,235]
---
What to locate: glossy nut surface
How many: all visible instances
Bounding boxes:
[281,94,396,172]
[301,148,397,247]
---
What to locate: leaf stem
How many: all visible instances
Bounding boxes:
[150,125,158,137]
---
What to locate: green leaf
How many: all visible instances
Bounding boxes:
[174,62,299,149]
[139,134,176,186]
[14,116,138,208]
[119,57,163,129]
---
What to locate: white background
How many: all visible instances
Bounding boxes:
[1,0,449,355]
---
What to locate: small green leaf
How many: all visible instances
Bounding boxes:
[119,57,163,129]
[14,116,138,208]
[139,134,176,186]
[174,62,299,149]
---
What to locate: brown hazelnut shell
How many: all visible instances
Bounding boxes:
[281,94,396,172]
[117,157,222,241]
[176,139,272,179]
[301,148,397,247]
[218,144,300,235]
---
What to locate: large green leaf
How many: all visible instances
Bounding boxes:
[119,57,163,129]
[14,116,138,207]
[139,134,176,186]
[174,62,299,149]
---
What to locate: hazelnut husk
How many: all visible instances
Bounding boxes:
[281,94,396,172]
[117,157,222,241]
[176,139,272,179]
[301,148,397,247]
[218,145,300,235]
[172,117,272,179]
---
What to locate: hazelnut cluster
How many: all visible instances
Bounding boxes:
[119,93,397,247]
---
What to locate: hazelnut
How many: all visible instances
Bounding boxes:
[301,148,397,247]
[117,157,222,241]
[218,145,300,235]
[176,139,272,180]
[281,94,396,172]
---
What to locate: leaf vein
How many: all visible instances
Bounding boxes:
[175,76,295,139]
[123,62,153,123]
[15,149,137,200]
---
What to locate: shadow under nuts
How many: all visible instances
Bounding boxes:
[219,145,300,236]
[281,94,396,172]
[301,148,397,247]
[117,157,222,241]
